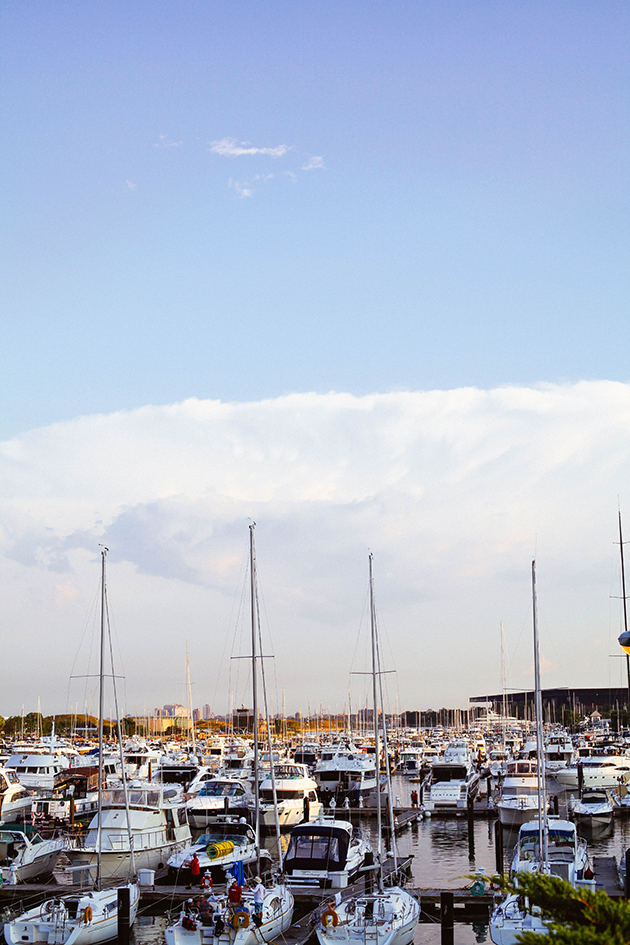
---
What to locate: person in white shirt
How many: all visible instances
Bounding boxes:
[252,876,265,916]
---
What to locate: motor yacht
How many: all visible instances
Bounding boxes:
[313,740,377,805]
[65,783,191,881]
[0,825,65,883]
[186,778,254,829]
[496,759,541,828]
[555,755,630,789]
[259,762,321,830]
[282,814,371,891]
[422,739,480,812]
[167,814,271,885]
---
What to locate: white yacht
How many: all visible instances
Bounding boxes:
[5,752,69,792]
[65,784,191,881]
[569,788,615,830]
[543,733,575,773]
[0,766,36,823]
[186,778,254,829]
[509,818,594,884]
[314,740,377,805]
[422,739,480,812]
[0,825,65,883]
[496,760,541,828]
[259,762,321,829]
[218,742,256,783]
[167,815,271,884]
[397,747,424,775]
[283,814,371,890]
[555,755,630,789]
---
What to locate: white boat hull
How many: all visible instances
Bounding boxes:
[3,885,140,945]
[66,839,189,882]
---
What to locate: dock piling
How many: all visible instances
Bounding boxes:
[440,891,454,945]
[117,886,130,945]
[467,796,475,858]
[494,819,504,875]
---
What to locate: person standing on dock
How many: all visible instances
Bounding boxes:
[189,852,201,888]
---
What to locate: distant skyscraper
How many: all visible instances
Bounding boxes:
[193,708,201,722]
[203,704,212,720]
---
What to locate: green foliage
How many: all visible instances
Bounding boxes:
[498,871,630,944]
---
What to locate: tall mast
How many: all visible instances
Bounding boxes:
[186,642,197,756]
[369,554,383,891]
[96,546,108,891]
[531,560,548,869]
[500,622,507,744]
[618,510,630,718]
[250,524,260,869]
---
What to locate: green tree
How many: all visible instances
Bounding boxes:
[499,871,630,944]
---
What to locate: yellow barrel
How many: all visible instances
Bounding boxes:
[206,840,235,860]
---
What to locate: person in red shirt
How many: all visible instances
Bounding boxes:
[188,853,201,888]
[228,878,242,904]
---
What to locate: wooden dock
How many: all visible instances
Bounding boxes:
[593,856,624,898]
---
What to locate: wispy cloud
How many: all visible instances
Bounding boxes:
[302,155,325,170]
[229,174,275,198]
[229,179,253,198]
[210,137,291,158]
[154,133,183,148]
[125,180,137,190]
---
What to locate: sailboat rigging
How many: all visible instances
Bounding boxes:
[316,554,419,945]
[3,548,140,945]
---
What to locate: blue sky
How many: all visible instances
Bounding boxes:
[2,1,628,437]
[1,3,630,717]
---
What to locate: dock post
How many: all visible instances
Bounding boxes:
[577,762,584,798]
[494,819,504,875]
[626,849,630,899]
[117,886,130,945]
[440,891,454,945]
[486,775,492,798]
[467,795,475,859]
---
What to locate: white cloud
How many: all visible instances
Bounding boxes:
[154,134,183,148]
[2,383,630,717]
[302,155,325,170]
[125,180,137,190]
[210,137,291,158]
[229,179,253,198]
[229,174,274,198]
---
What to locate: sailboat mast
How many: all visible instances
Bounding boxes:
[96,546,108,891]
[500,622,507,744]
[250,524,261,868]
[618,511,630,718]
[369,554,383,890]
[531,560,548,869]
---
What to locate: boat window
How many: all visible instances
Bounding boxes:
[199,783,244,797]
[284,833,345,870]
[432,765,467,783]
[260,789,303,801]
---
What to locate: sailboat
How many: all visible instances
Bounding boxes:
[4,549,140,945]
[315,555,419,945]
[489,561,596,945]
[165,525,294,945]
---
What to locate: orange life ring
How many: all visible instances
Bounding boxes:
[231,910,250,930]
[83,906,93,923]
[321,907,339,928]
